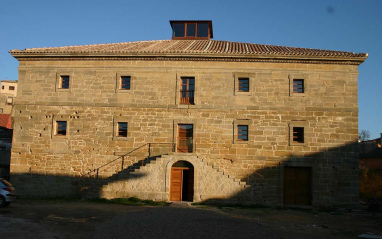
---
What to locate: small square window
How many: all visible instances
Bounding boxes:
[117,122,128,137]
[56,121,67,136]
[60,76,70,89]
[237,125,249,141]
[238,78,249,92]
[120,76,131,90]
[9,86,15,91]
[293,127,304,143]
[293,79,304,93]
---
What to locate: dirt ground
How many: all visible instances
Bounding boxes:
[0,199,381,239]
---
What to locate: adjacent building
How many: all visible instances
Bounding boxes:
[0,80,18,114]
[9,21,367,208]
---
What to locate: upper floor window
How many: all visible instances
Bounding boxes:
[292,127,304,143]
[120,76,131,90]
[180,77,195,105]
[56,121,67,136]
[60,76,70,89]
[293,79,304,93]
[170,20,213,40]
[238,78,249,92]
[117,122,128,137]
[237,125,249,141]
[9,86,15,91]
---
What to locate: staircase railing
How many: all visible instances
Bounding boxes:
[84,142,175,179]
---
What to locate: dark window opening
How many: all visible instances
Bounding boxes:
[186,23,196,37]
[118,122,128,137]
[238,78,249,92]
[238,125,248,141]
[60,76,70,89]
[180,77,195,105]
[197,23,209,37]
[56,121,67,136]
[173,23,185,37]
[9,86,15,91]
[120,76,131,90]
[293,127,304,143]
[293,79,304,93]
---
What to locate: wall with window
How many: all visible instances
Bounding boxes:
[11,58,360,207]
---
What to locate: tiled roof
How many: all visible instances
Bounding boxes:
[10,40,367,59]
[0,114,11,129]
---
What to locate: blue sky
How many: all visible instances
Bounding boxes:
[0,0,381,139]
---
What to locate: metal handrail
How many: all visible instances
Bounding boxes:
[84,142,175,179]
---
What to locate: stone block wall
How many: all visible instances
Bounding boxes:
[10,59,360,208]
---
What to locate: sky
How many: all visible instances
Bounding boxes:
[0,0,381,139]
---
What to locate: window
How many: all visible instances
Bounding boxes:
[177,124,193,153]
[1,86,4,90]
[234,119,250,144]
[289,121,308,146]
[0,108,3,113]
[237,125,248,141]
[186,23,196,37]
[292,127,304,143]
[60,76,70,89]
[238,78,249,92]
[9,86,15,91]
[6,97,13,105]
[289,74,308,97]
[117,122,128,137]
[56,121,67,136]
[180,77,195,105]
[171,21,212,39]
[293,79,304,93]
[120,76,131,90]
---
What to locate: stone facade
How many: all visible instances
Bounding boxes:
[9,39,367,208]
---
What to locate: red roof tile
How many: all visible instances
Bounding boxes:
[9,40,367,62]
[0,114,12,129]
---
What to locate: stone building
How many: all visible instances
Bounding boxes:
[9,21,367,208]
[0,80,18,114]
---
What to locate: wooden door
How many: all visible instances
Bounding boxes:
[170,168,183,201]
[284,167,312,206]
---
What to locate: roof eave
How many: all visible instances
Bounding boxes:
[10,51,368,65]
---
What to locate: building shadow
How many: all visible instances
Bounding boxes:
[200,141,359,209]
[9,141,359,209]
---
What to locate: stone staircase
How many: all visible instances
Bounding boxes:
[80,152,250,199]
[198,157,250,189]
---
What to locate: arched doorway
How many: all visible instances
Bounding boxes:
[170,161,194,201]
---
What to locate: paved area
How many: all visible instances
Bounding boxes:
[0,200,381,239]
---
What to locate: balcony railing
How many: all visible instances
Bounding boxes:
[180,90,194,105]
[177,137,193,153]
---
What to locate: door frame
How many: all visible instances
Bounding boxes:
[170,161,194,202]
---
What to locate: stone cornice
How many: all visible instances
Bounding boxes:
[10,53,367,65]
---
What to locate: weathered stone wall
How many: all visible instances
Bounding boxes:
[10,59,360,208]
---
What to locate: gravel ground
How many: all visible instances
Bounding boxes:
[0,200,381,239]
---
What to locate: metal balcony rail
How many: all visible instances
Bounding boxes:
[180,90,194,104]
